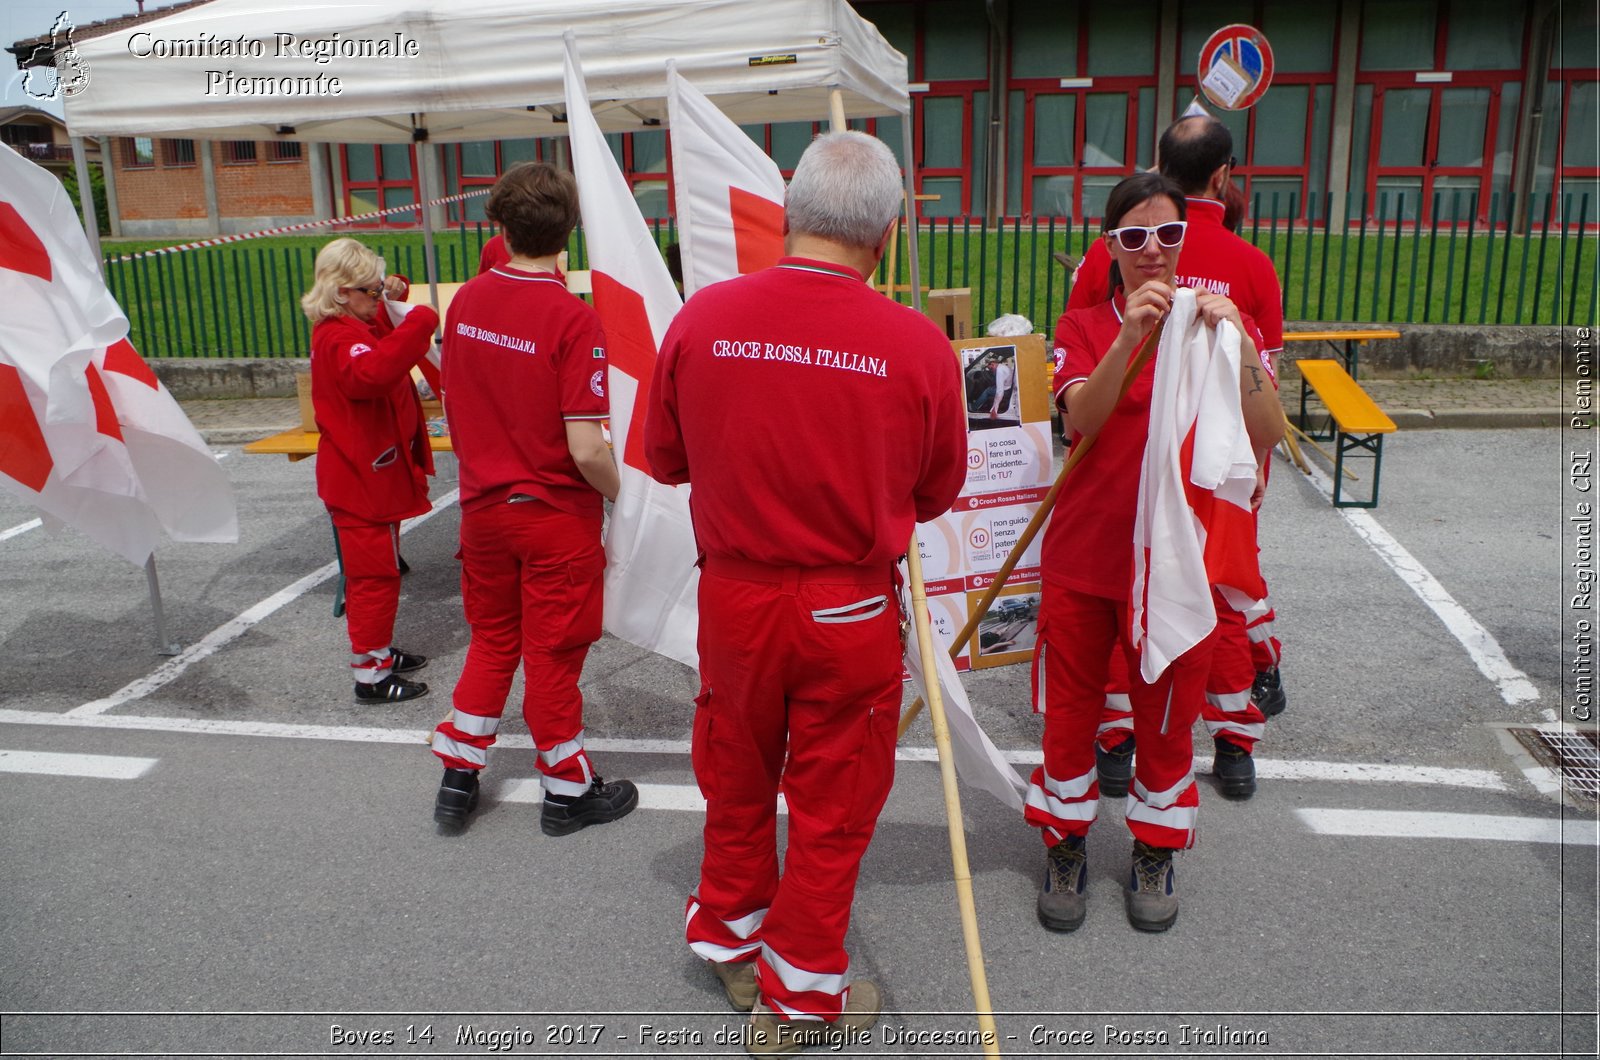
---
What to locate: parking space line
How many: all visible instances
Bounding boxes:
[66,490,460,718]
[1,518,43,542]
[496,778,785,815]
[1299,463,1539,706]
[1298,808,1598,846]
[0,707,1515,793]
[0,749,157,779]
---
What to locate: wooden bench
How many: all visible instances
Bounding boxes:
[1296,358,1397,508]
[242,428,453,460]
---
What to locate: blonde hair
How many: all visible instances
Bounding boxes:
[300,237,384,324]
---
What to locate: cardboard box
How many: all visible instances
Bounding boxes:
[295,371,316,431]
[925,288,972,341]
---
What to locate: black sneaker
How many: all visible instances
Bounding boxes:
[540,776,639,836]
[353,673,429,703]
[1037,835,1087,932]
[1125,840,1179,932]
[434,768,480,834]
[390,649,428,674]
[1096,736,1135,798]
[1213,738,1257,799]
[1251,666,1287,717]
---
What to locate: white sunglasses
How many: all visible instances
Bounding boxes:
[1105,221,1187,252]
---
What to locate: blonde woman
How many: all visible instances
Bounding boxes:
[301,237,439,703]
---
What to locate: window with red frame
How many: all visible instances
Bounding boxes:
[224,141,257,164]
[162,139,196,167]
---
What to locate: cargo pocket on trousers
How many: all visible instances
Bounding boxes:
[691,685,717,801]
[554,551,606,651]
[841,701,899,833]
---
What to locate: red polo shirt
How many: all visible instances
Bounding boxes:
[1046,290,1265,599]
[441,265,609,517]
[644,257,967,568]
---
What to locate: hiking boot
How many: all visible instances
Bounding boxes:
[1125,840,1179,932]
[540,776,639,836]
[745,980,881,1055]
[1213,738,1257,799]
[353,673,429,703]
[1036,835,1087,932]
[433,768,480,834]
[390,648,428,674]
[1251,666,1287,717]
[1096,736,1135,798]
[708,958,758,1011]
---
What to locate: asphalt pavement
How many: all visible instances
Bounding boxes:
[0,414,1594,1059]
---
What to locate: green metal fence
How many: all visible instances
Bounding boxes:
[105,190,1598,358]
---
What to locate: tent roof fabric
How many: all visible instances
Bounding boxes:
[62,0,909,142]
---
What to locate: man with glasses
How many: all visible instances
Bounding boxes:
[1065,114,1287,803]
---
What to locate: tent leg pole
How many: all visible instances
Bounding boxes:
[71,136,102,265]
[414,123,442,311]
[901,117,922,312]
[145,556,181,656]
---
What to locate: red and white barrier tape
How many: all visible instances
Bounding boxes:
[108,187,494,264]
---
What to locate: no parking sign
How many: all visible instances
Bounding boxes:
[1197,23,1274,110]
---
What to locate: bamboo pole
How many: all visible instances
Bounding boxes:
[1286,420,1359,480]
[905,536,1001,1058]
[898,320,1164,739]
[1277,405,1310,472]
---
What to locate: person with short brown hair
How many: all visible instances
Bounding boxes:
[429,162,636,838]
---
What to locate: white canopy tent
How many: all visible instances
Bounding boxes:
[58,0,924,306]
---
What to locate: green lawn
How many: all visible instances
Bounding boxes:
[102,220,1598,359]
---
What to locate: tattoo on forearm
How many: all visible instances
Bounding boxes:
[1246,365,1264,394]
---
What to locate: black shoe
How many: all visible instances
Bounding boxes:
[1213,739,1257,799]
[353,673,429,703]
[1251,666,1287,717]
[540,776,639,836]
[390,649,428,674]
[1096,736,1135,798]
[434,768,480,834]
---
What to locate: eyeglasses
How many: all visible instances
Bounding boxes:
[1105,221,1187,253]
[344,284,383,299]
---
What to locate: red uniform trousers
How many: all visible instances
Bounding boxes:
[430,499,603,795]
[685,558,900,1023]
[1094,589,1265,752]
[1026,584,1214,851]
[334,517,404,684]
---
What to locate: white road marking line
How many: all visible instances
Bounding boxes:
[1300,462,1539,706]
[0,708,1515,792]
[497,778,787,815]
[1,518,43,542]
[66,490,460,718]
[0,749,156,779]
[1298,808,1599,846]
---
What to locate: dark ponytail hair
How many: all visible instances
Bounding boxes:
[1102,171,1186,292]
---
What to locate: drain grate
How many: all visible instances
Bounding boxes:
[1508,727,1600,806]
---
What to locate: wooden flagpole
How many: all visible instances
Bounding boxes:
[906,537,1002,1057]
[898,319,1165,739]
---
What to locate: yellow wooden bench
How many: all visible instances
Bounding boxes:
[1296,358,1397,508]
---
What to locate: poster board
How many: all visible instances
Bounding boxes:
[917,333,1053,671]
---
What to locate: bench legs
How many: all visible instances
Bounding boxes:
[1332,430,1385,508]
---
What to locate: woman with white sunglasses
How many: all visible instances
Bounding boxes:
[1023,172,1282,934]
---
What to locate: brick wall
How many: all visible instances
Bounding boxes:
[112,137,207,222]
[111,137,316,236]
[216,144,314,217]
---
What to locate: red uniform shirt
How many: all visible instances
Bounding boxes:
[310,305,439,525]
[477,235,510,275]
[442,266,610,517]
[644,257,967,568]
[1045,291,1264,599]
[1067,198,1284,365]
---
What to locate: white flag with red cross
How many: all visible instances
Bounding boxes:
[0,144,237,565]
[562,34,698,668]
[1132,288,1264,682]
[666,65,786,298]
